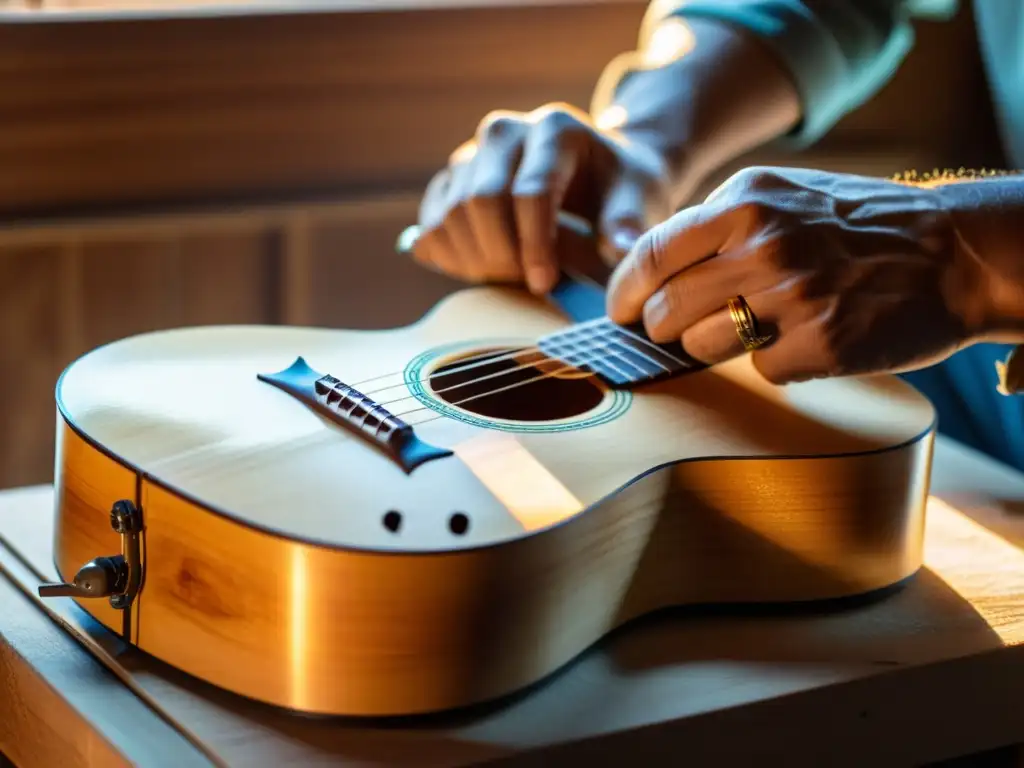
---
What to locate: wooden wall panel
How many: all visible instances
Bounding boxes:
[178,233,278,327]
[0,249,64,489]
[0,0,1003,218]
[306,196,462,330]
[79,239,183,349]
[0,2,651,217]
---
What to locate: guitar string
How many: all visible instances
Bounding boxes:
[317,332,651,440]
[370,336,629,410]
[403,363,594,427]
[350,320,661,404]
[386,337,655,421]
[305,320,684,434]
[376,330,657,415]
[345,345,538,389]
[344,316,619,393]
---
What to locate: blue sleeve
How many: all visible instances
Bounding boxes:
[644,0,959,147]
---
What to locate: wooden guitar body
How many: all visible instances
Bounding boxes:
[49,284,935,717]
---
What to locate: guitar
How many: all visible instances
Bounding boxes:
[39,214,935,717]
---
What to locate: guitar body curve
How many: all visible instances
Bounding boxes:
[51,285,935,716]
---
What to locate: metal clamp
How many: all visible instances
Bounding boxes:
[38,498,143,611]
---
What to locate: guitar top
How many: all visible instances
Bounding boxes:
[56,285,935,553]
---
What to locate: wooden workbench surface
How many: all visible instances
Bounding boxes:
[4,434,1024,767]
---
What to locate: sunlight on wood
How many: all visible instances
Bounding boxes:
[288,545,311,710]
[924,496,1024,645]
[453,432,584,532]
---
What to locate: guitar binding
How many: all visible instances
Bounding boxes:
[257,356,452,474]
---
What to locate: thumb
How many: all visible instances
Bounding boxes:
[597,175,650,267]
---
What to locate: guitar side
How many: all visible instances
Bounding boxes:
[50,285,936,717]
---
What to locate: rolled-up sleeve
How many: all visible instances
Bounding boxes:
[642,0,958,147]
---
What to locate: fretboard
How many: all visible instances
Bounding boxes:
[536,317,706,388]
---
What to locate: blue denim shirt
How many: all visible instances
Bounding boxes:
[650,0,1024,470]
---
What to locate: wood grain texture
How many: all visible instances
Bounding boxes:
[0,1,649,217]
[0,0,1002,217]
[48,284,935,715]
[0,581,135,768]
[0,248,64,489]
[0,511,215,768]
[53,416,137,638]
[4,435,1024,766]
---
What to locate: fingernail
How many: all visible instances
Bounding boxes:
[612,228,642,256]
[643,291,669,328]
[526,265,556,294]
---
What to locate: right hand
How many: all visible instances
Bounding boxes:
[412,102,673,295]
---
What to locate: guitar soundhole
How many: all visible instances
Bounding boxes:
[429,347,604,422]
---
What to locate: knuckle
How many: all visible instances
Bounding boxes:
[477,111,525,142]
[716,166,765,199]
[755,234,791,272]
[448,139,479,167]
[529,101,587,127]
[712,166,786,206]
[780,274,814,305]
[755,355,789,385]
[737,165,784,188]
[732,200,772,229]
[635,225,673,284]
[535,105,586,136]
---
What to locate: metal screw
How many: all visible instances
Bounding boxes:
[109,500,139,534]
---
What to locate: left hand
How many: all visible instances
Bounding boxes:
[605,166,990,385]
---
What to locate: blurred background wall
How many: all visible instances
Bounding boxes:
[0,0,1005,489]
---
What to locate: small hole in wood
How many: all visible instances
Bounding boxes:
[383,510,402,533]
[449,512,470,536]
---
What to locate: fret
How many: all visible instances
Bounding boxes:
[537,317,705,388]
[540,335,637,386]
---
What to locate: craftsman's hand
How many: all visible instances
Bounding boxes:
[412,103,672,294]
[606,166,991,384]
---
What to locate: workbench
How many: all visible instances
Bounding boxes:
[3,435,1024,767]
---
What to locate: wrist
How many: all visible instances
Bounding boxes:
[590,15,800,207]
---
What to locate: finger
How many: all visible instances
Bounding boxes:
[414,170,461,275]
[418,168,453,232]
[640,244,780,343]
[442,164,490,282]
[606,202,746,325]
[678,289,787,366]
[511,110,589,294]
[597,173,649,266]
[412,226,463,278]
[464,116,530,283]
[751,321,833,385]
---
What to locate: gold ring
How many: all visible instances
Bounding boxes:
[727,295,774,352]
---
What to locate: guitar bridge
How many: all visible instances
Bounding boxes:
[258,357,452,474]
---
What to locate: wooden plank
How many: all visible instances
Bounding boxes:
[3,436,1024,766]
[0,520,214,767]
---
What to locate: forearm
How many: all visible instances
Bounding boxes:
[937,176,1024,339]
[591,16,802,205]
